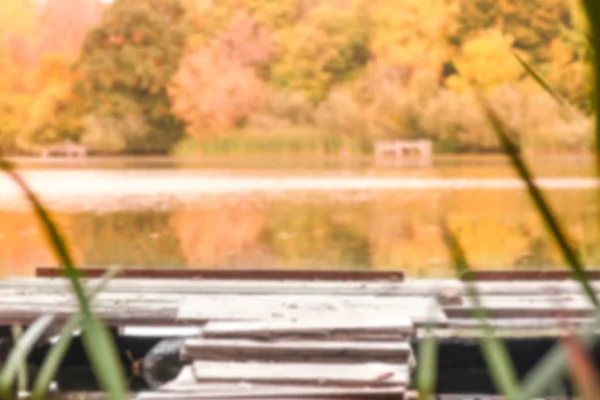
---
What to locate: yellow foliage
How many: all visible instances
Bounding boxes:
[446,29,523,92]
[0,0,37,39]
[370,0,457,74]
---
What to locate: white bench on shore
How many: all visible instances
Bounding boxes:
[373,139,432,166]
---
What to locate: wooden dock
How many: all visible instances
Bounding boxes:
[1,268,600,399]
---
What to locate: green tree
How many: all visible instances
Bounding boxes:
[271,0,372,103]
[73,0,189,153]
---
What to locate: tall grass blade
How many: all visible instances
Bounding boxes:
[562,333,600,400]
[31,267,121,400]
[440,221,521,400]
[514,52,570,109]
[0,160,128,399]
[0,315,54,398]
[416,324,437,400]
[0,161,76,278]
[520,305,600,398]
[10,325,26,394]
[477,95,599,307]
[579,1,599,172]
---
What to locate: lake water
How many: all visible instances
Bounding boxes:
[1,155,598,278]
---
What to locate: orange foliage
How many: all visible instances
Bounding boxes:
[38,0,103,59]
[168,45,265,137]
[214,10,276,68]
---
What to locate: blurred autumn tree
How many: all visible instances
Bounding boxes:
[73,0,189,153]
[0,0,38,153]
[270,0,372,102]
[168,11,270,137]
[0,0,592,155]
[454,0,569,63]
[446,29,523,92]
[39,0,104,60]
[168,46,265,137]
[1,0,103,153]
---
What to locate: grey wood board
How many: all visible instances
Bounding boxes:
[445,294,597,318]
[182,338,412,363]
[4,277,600,296]
[0,303,179,325]
[190,361,409,387]
[137,367,407,399]
[445,317,595,330]
[177,295,447,324]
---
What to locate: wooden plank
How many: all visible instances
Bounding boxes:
[190,361,409,387]
[177,295,447,325]
[138,389,407,400]
[461,269,600,281]
[201,319,414,341]
[444,295,596,318]
[137,366,406,398]
[5,277,600,297]
[445,317,595,330]
[181,339,412,363]
[0,303,179,326]
[36,267,404,281]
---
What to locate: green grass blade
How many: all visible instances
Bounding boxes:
[477,94,599,307]
[0,160,128,399]
[416,324,437,400]
[0,315,54,398]
[440,222,522,400]
[31,267,121,400]
[513,52,570,110]
[10,324,26,394]
[580,0,600,155]
[521,304,600,398]
[0,161,76,278]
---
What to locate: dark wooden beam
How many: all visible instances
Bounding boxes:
[35,267,404,281]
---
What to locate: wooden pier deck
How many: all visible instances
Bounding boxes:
[1,268,600,399]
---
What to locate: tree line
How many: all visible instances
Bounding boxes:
[0,0,593,155]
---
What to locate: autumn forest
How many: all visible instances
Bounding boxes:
[0,0,593,156]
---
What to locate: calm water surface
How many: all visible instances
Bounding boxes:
[1,155,598,278]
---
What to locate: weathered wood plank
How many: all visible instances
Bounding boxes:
[445,317,595,330]
[444,295,596,318]
[138,367,407,399]
[4,277,600,297]
[36,267,405,282]
[0,303,179,326]
[190,361,409,387]
[177,295,447,325]
[201,319,413,341]
[181,339,412,363]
